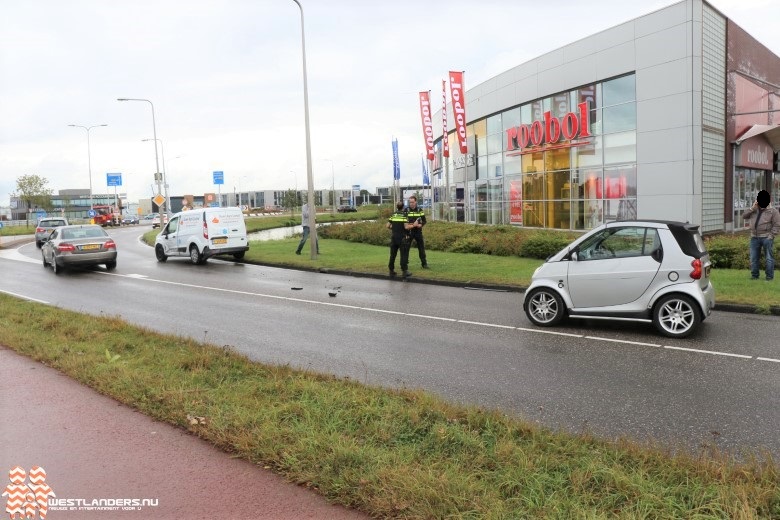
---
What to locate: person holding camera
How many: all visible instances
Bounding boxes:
[405,195,428,268]
[387,201,414,278]
[742,189,780,281]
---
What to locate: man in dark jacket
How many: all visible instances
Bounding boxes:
[387,201,413,278]
[742,189,780,281]
[405,195,428,268]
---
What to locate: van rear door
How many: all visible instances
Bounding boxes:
[205,209,247,251]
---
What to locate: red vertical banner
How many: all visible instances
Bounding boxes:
[418,91,435,161]
[442,79,449,158]
[510,180,523,225]
[449,71,468,154]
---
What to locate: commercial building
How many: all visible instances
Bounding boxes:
[431,0,780,233]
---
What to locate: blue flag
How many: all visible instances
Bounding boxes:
[392,139,400,181]
[421,156,430,186]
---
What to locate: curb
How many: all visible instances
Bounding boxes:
[0,235,35,249]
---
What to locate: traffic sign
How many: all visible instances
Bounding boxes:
[0,222,4,229]
[36,211,46,219]
[88,209,97,217]
[153,194,166,207]
[213,171,224,185]
[107,173,123,187]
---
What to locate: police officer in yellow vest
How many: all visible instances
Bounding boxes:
[387,201,414,278]
[405,195,428,268]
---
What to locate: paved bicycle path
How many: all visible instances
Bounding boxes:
[0,347,367,520]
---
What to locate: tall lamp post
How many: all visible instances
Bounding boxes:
[291,0,317,259]
[117,98,164,222]
[141,138,170,215]
[68,124,107,213]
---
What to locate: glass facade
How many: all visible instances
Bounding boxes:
[435,73,637,230]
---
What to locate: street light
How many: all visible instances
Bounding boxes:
[117,98,165,222]
[291,0,317,259]
[141,138,169,215]
[68,124,107,213]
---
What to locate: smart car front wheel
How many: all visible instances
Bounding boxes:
[525,288,565,326]
[652,294,701,339]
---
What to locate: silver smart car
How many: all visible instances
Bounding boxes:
[522,220,715,338]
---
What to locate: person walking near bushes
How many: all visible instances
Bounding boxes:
[406,195,428,268]
[742,189,780,281]
[295,202,318,255]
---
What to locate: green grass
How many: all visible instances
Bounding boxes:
[0,223,37,236]
[1,293,777,518]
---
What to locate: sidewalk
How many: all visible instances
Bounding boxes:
[0,347,367,520]
[0,233,34,249]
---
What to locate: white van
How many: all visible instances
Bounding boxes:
[154,207,249,264]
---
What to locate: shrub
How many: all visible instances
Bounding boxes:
[519,234,572,259]
[705,232,779,270]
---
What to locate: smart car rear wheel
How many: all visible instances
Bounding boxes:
[155,244,168,263]
[653,294,701,339]
[525,288,565,326]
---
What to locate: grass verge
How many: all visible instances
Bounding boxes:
[1,294,778,518]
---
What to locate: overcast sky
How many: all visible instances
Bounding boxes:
[1,0,778,209]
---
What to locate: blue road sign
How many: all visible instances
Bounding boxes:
[88,209,97,217]
[213,171,224,185]
[107,173,122,187]
[0,222,4,229]
[36,211,46,220]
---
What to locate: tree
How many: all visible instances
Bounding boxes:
[282,189,299,215]
[13,174,53,226]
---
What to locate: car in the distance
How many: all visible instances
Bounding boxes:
[121,215,139,225]
[151,214,169,229]
[522,220,715,338]
[35,217,69,248]
[41,224,117,274]
[337,205,357,213]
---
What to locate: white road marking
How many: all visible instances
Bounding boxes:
[515,327,583,337]
[0,289,49,304]
[663,345,752,359]
[584,336,661,347]
[0,248,41,264]
[5,265,773,366]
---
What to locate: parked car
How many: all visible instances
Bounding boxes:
[337,205,357,213]
[121,215,139,225]
[154,206,248,264]
[35,217,69,248]
[522,220,715,338]
[41,224,117,274]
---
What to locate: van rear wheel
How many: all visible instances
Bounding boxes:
[233,251,245,260]
[189,244,204,265]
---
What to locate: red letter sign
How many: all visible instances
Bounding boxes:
[418,91,435,161]
[449,71,468,154]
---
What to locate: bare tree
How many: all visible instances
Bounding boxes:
[13,174,53,227]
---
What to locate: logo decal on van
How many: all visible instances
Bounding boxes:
[211,217,220,224]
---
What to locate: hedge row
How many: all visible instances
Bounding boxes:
[318,219,579,259]
[704,233,779,269]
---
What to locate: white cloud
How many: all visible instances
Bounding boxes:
[2,0,778,208]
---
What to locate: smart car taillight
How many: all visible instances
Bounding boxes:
[104,240,116,250]
[57,243,75,252]
[690,258,702,280]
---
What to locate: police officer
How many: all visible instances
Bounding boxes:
[406,195,428,268]
[387,201,414,278]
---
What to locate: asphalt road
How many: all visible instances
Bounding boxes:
[1,225,778,460]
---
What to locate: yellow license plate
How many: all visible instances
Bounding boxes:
[212,238,227,245]
[81,244,100,250]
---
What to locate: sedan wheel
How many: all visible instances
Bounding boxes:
[52,259,62,275]
[653,294,701,338]
[42,252,48,267]
[105,261,117,270]
[155,244,168,263]
[525,288,565,326]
